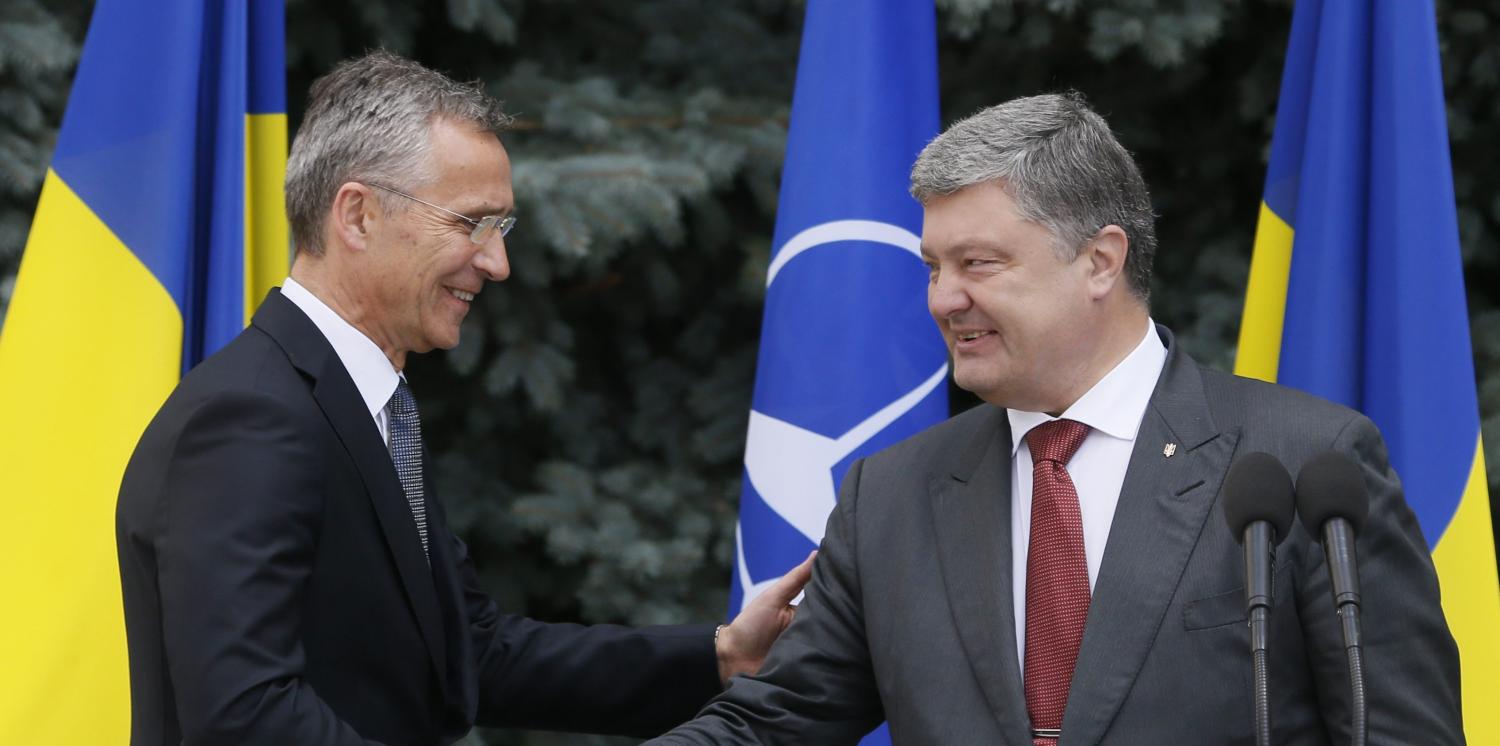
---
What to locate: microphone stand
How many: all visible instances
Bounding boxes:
[1222,451,1296,746]
[1323,521,1366,746]
[1250,602,1271,746]
[1242,522,1275,746]
[1340,604,1366,746]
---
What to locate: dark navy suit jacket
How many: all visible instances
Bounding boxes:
[118,290,719,745]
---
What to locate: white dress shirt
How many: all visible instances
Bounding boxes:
[280,278,403,445]
[1008,320,1167,672]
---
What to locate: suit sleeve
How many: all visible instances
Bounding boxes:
[457,532,722,737]
[156,391,381,746]
[648,458,886,745]
[1293,414,1464,744]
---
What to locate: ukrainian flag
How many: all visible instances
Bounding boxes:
[1236,0,1500,740]
[0,1,287,741]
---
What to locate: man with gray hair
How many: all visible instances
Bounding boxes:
[116,50,810,746]
[651,93,1461,743]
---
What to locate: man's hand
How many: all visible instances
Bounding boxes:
[715,551,817,685]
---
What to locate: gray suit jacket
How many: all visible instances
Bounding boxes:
[653,328,1462,745]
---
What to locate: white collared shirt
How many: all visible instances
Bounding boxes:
[280,277,403,445]
[1008,319,1167,672]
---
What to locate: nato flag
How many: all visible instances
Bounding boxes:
[731,2,946,742]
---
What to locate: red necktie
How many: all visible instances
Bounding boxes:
[1023,418,1092,745]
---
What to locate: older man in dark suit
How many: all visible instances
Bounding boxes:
[650,93,1462,744]
[116,51,810,746]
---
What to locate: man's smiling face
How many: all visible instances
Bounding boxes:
[921,180,1097,412]
[360,117,514,362]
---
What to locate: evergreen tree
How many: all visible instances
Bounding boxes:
[2,1,1497,743]
[0,0,86,329]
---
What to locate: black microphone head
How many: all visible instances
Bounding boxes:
[1295,450,1369,533]
[1222,451,1296,544]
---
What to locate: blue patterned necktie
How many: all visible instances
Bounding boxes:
[387,379,429,557]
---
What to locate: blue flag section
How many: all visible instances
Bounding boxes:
[1235,0,1500,740]
[732,3,946,741]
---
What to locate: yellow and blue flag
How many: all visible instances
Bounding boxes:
[0,1,287,741]
[731,2,945,743]
[1236,0,1500,740]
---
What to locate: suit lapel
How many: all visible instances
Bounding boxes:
[929,406,1032,745]
[252,290,451,692]
[1059,329,1241,746]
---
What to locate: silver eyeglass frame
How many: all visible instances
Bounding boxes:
[367,182,515,244]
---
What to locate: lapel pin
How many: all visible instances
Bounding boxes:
[1163,443,1178,458]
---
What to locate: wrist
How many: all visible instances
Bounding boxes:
[714,623,735,686]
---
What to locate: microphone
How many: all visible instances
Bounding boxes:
[1295,450,1370,746]
[1222,452,1296,746]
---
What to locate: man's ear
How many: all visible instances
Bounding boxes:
[1085,224,1129,300]
[329,182,376,252]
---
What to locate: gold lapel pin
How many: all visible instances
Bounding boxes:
[1163,443,1178,458]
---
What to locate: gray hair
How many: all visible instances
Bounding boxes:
[910,92,1156,301]
[285,50,512,256]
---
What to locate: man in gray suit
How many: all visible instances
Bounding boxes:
[651,93,1463,744]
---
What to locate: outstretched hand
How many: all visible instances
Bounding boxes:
[714,550,817,685]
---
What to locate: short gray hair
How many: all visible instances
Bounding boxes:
[285,50,513,256]
[910,92,1156,300]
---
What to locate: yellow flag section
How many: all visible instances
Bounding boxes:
[247,111,290,322]
[0,173,179,742]
[1433,444,1500,741]
[1233,203,1291,384]
[1236,1,1500,741]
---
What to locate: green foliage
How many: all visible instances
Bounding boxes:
[3,0,1499,742]
[0,0,86,328]
[1443,0,1500,484]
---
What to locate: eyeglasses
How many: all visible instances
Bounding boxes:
[366,182,516,244]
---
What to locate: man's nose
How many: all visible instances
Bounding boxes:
[927,270,970,319]
[474,235,510,282]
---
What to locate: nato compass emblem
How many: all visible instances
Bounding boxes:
[733,219,949,611]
